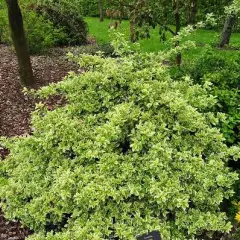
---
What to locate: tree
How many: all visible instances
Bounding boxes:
[98,0,104,22]
[107,0,137,42]
[129,0,140,43]
[186,0,198,25]
[148,0,183,65]
[219,0,240,48]
[173,0,182,65]
[219,15,235,47]
[5,0,35,87]
[107,0,152,42]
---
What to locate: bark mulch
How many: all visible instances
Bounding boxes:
[0,44,79,239]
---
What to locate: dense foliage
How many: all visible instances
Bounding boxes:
[0,0,87,53]
[0,1,65,53]
[182,49,240,145]
[80,0,99,17]
[0,39,239,239]
[36,0,88,46]
[1,0,240,238]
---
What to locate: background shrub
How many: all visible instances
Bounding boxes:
[0,1,6,40]
[68,43,114,56]
[0,44,239,239]
[23,11,66,54]
[0,1,66,54]
[0,0,88,54]
[185,49,240,145]
[80,0,99,17]
[36,1,88,46]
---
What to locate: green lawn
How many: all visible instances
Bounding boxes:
[85,17,240,61]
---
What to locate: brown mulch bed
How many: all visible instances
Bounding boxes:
[0,44,79,239]
[0,212,31,240]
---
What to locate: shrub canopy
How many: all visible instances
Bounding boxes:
[0,48,239,239]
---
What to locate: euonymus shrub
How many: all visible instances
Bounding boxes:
[0,45,240,240]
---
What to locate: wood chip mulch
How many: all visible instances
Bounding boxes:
[0,44,79,239]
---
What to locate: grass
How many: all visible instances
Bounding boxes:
[85,17,240,61]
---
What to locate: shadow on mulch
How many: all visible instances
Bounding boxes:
[0,44,79,239]
[0,211,33,240]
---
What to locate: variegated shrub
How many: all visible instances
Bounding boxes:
[0,49,239,239]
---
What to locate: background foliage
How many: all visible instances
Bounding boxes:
[174,49,240,145]
[0,0,87,53]
[195,52,240,145]
[36,0,88,46]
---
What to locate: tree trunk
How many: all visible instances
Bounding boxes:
[130,20,136,42]
[219,15,235,48]
[130,11,136,43]
[5,0,35,87]
[189,0,198,26]
[98,0,104,22]
[173,0,182,66]
[186,1,190,25]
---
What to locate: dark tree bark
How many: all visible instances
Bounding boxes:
[98,0,104,22]
[5,0,35,87]
[189,0,198,25]
[129,0,144,43]
[219,15,235,48]
[129,4,137,43]
[173,0,182,66]
[130,16,136,42]
[186,0,198,25]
